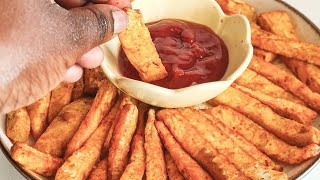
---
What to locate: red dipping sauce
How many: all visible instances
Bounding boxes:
[118,19,229,89]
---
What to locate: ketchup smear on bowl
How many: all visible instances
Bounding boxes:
[118,19,229,89]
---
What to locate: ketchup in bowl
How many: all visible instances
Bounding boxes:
[118,19,229,89]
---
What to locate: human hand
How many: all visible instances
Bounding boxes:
[0,0,130,113]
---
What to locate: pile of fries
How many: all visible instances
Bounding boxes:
[5,0,320,179]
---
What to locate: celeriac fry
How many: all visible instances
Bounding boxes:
[251,24,320,66]
[119,8,168,82]
[164,151,185,180]
[208,106,320,164]
[6,107,30,143]
[232,84,317,124]
[258,10,320,94]
[235,68,304,105]
[249,55,320,111]
[64,80,117,159]
[108,104,138,180]
[83,67,107,95]
[55,107,113,180]
[208,87,319,146]
[71,76,84,101]
[48,82,74,123]
[144,109,167,180]
[27,94,50,140]
[156,121,212,180]
[215,0,256,22]
[253,48,277,62]
[120,135,146,180]
[184,108,281,171]
[156,110,247,180]
[11,143,63,177]
[34,98,93,157]
[168,109,286,179]
[88,158,108,180]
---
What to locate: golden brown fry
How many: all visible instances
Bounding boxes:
[71,76,84,101]
[272,59,295,76]
[235,68,304,105]
[164,151,185,180]
[119,8,168,82]
[135,102,149,137]
[120,135,146,180]
[27,94,50,140]
[251,24,320,66]
[209,106,320,164]
[168,108,285,179]
[55,103,114,180]
[249,55,320,111]
[88,158,108,180]
[64,80,117,159]
[185,108,281,171]
[258,10,320,94]
[48,82,74,123]
[156,109,247,180]
[83,67,107,95]
[144,109,167,180]
[215,0,256,22]
[253,48,277,62]
[108,104,138,180]
[156,121,212,180]
[34,98,93,157]
[11,143,63,177]
[6,108,30,143]
[208,87,319,146]
[232,84,317,124]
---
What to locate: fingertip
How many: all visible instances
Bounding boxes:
[77,46,104,69]
[112,10,129,34]
[63,65,83,83]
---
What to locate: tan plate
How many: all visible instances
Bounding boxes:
[0,0,320,179]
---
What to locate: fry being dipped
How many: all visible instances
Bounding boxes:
[119,8,167,82]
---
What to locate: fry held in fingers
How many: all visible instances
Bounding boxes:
[11,143,63,177]
[156,121,212,180]
[164,151,185,180]
[144,109,167,180]
[6,107,30,143]
[119,8,168,82]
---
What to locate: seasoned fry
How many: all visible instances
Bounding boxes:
[55,109,113,180]
[11,143,63,177]
[27,94,50,140]
[232,84,317,124]
[164,151,185,180]
[183,108,281,171]
[71,76,84,101]
[249,55,320,111]
[235,68,304,105]
[156,121,212,180]
[258,10,320,94]
[34,98,93,157]
[6,108,30,143]
[272,59,295,76]
[208,87,319,146]
[83,67,107,95]
[108,104,138,180]
[135,102,149,137]
[48,82,74,123]
[208,106,320,164]
[251,24,320,66]
[64,80,117,159]
[119,8,168,82]
[120,135,146,180]
[167,108,286,179]
[215,0,256,22]
[157,109,247,180]
[88,158,108,180]
[253,48,277,62]
[144,109,167,180]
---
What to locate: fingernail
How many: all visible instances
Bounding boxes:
[112,10,128,34]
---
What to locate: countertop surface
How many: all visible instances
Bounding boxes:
[1,0,320,179]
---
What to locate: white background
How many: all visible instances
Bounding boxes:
[1,0,320,179]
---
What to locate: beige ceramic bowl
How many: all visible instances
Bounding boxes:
[101,0,253,108]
